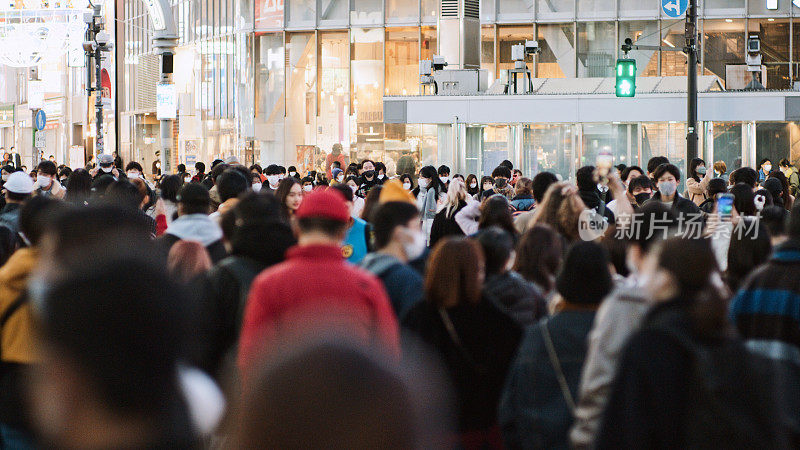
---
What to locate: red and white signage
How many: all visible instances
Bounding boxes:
[255,0,283,29]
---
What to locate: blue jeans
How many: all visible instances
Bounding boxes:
[0,423,34,450]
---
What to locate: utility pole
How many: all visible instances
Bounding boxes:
[83,4,113,160]
[686,0,699,162]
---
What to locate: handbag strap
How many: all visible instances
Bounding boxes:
[540,320,576,412]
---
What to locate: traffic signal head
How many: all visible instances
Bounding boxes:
[616,58,636,98]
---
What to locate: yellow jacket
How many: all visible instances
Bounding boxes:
[0,248,39,364]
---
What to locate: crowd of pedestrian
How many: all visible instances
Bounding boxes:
[0,152,798,449]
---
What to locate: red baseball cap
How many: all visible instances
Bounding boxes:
[295,188,350,223]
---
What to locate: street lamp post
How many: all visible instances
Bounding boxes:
[83,4,112,160]
[686,0,699,162]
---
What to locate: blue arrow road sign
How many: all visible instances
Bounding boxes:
[662,0,688,17]
[35,110,46,131]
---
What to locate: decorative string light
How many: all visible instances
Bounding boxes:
[0,3,90,68]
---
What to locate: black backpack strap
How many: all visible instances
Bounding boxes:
[0,296,26,361]
[0,297,26,329]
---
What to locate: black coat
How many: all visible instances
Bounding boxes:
[579,190,615,224]
[644,192,703,219]
[402,298,522,434]
[430,200,467,247]
[199,256,268,379]
[483,271,548,327]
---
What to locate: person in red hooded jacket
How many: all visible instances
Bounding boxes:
[237,188,400,375]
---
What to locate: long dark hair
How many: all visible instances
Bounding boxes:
[275,177,301,220]
[514,224,563,293]
[726,218,771,292]
[478,196,516,237]
[419,166,445,196]
[656,237,729,338]
[689,157,705,182]
[64,169,93,206]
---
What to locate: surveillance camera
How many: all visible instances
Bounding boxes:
[96,31,110,46]
[82,40,97,52]
[83,11,94,24]
[747,35,760,53]
[432,55,447,71]
[524,40,540,55]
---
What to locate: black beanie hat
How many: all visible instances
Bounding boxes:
[556,241,613,305]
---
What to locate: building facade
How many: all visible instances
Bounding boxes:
[121,0,800,178]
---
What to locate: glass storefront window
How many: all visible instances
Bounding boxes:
[619,21,660,76]
[618,0,658,18]
[421,26,437,62]
[522,124,575,181]
[387,0,419,23]
[706,122,743,178]
[384,124,434,177]
[498,25,534,78]
[498,0,533,22]
[661,20,696,77]
[318,0,348,26]
[704,0,745,16]
[703,19,745,89]
[351,0,382,25]
[642,122,687,189]
[537,23,576,78]
[286,33,317,166]
[287,0,315,27]
[483,125,511,176]
[317,32,350,161]
[482,26,496,82]
[749,0,789,14]
[577,0,615,19]
[756,123,798,171]
[748,19,790,90]
[537,0,574,21]
[386,28,420,96]
[421,0,438,24]
[351,28,385,163]
[577,21,616,78]
[254,33,285,165]
[581,123,637,169]
[481,0,494,22]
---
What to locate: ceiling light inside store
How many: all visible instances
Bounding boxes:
[725,19,733,23]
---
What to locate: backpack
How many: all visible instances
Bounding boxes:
[648,311,787,449]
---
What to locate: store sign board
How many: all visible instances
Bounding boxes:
[28,81,44,110]
[156,83,177,120]
[256,0,284,29]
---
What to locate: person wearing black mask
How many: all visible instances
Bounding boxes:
[356,169,378,198]
[480,166,514,201]
[628,175,655,210]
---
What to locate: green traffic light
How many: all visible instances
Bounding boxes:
[615,58,636,98]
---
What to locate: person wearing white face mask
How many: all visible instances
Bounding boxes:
[92,153,119,180]
[644,163,701,220]
[33,160,65,200]
[360,201,425,318]
[262,164,282,194]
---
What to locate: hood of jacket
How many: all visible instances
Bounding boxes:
[166,214,223,246]
[360,252,402,276]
